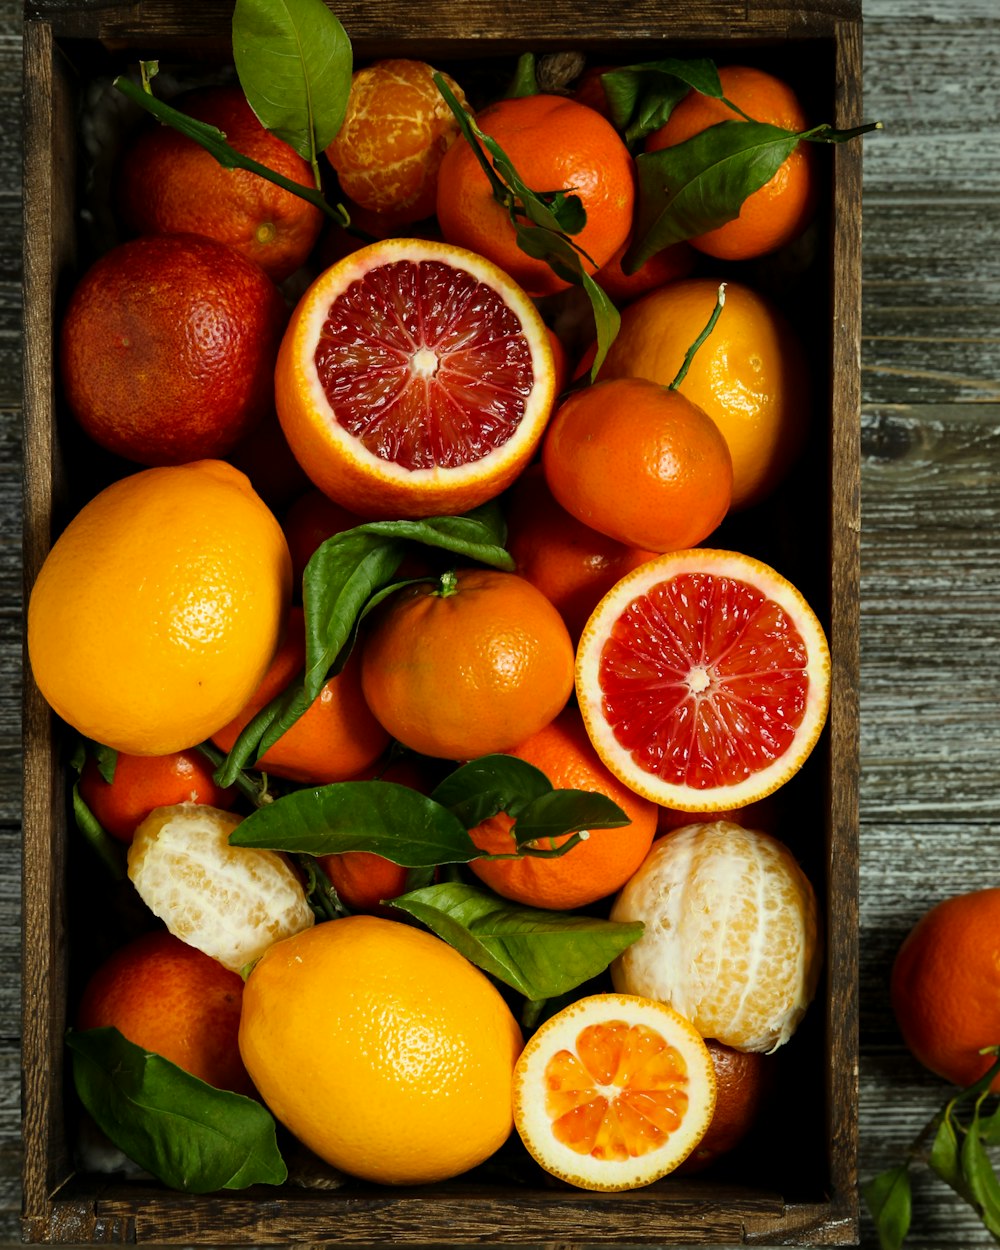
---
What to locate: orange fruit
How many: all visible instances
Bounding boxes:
[211,606,390,786]
[645,66,818,261]
[128,803,315,973]
[468,707,657,911]
[677,1039,776,1172]
[503,465,656,643]
[610,822,821,1053]
[598,277,810,509]
[274,237,556,519]
[890,888,1000,1092]
[575,549,830,811]
[360,568,574,761]
[325,59,470,225]
[281,489,363,590]
[542,376,733,552]
[59,234,288,466]
[225,407,312,513]
[238,915,524,1185]
[78,749,236,845]
[116,85,324,281]
[592,236,697,305]
[76,930,254,1096]
[27,460,291,756]
[512,993,716,1191]
[436,94,635,298]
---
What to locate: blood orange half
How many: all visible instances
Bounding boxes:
[512,993,716,1191]
[576,549,831,811]
[274,237,556,519]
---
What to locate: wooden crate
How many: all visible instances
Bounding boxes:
[21,0,862,1242]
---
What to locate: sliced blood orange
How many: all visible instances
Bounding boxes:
[576,549,831,811]
[512,993,716,1191]
[274,237,556,519]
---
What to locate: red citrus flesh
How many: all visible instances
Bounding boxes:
[313,258,536,470]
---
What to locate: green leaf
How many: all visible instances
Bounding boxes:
[388,881,644,999]
[962,1104,1000,1237]
[229,780,481,866]
[979,1102,1000,1146]
[113,74,347,224]
[93,742,118,784]
[430,755,555,828]
[232,0,353,166]
[599,58,723,147]
[626,120,804,270]
[929,1112,972,1202]
[71,782,126,881]
[862,1165,913,1250]
[68,1027,286,1193]
[505,52,539,99]
[509,789,630,845]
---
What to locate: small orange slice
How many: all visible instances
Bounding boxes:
[513,993,716,1191]
[576,549,831,811]
[274,237,556,519]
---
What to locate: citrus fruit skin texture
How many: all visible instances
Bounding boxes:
[274,237,556,519]
[890,888,1000,1092]
[677,1038,776,1172]
[27,460,292,756]
[116,85,324,281]
[593,237,697,306]
[78,750,236,844]
[575,548,831,812]
[326,59,470,224]
[468,707,657,911]
[211,606,390,786]
[542,377,734,552]
[512,993,716,1192]
[59,234,288,467]
[360,568,575,761]
[504,465,656,644]
[76,930,254,1096]
[238,915,524,1185]
[645,66,818,262]
[598,278,809,509]
[610,822,821,1053]
[436,94,635,298]
[128,803,315,974]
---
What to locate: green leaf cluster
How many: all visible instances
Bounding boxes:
[864,1048,1000,1248]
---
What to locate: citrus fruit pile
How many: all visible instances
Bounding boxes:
[33,24,847,1201]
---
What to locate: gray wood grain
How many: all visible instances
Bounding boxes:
[2,1,999,1246]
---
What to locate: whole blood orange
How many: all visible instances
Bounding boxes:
[677,1039,776,1171]
[274,237,556,519]
[116,85,324,281]
[542,376,733,552]
[238,915,524,1185]
[78,750,236,844]
[211,606,390,785]
[468,707,657,911]
[610,822,821,1053]
[436,94,635,297]
[76,930,254,1096]
[360,568,574,761]
[575,549,830,811]
[645,66,818,261]
[59,234,287,466]
[512,993,716,1191]
[326,59,470,224]
[598,278,810,509]
[27,460,291,756]
[891,888,1000,1091]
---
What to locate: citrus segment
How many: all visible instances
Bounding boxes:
[274,237,555,519]
[610,822,821,1053]
[513,993,716,1191]
[576,549,830,811]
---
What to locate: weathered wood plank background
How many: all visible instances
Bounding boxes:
[1,0,998,1245]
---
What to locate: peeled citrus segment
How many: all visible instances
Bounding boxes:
[274,237,555,519]
[513,994,716,1191]
[127,803,314,973]
[576,549,831,811]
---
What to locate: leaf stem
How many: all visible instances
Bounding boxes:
[196,741,274,808]
[669,282,726,390]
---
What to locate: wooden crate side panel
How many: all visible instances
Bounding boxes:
[20,17,79,1238]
